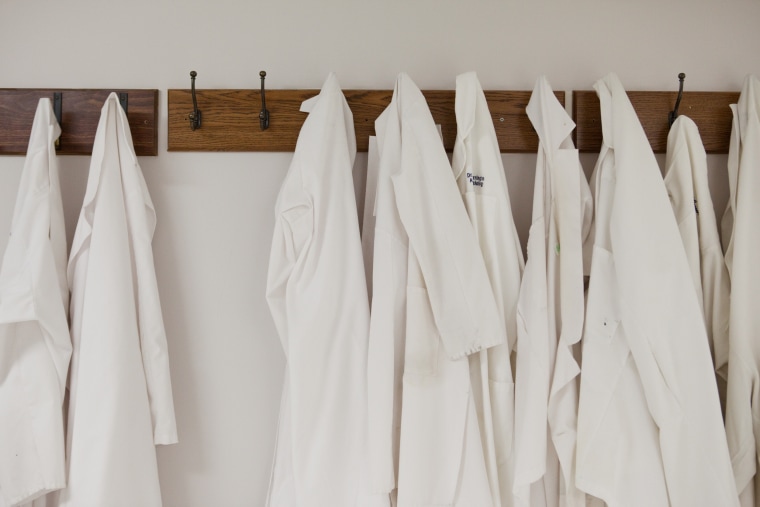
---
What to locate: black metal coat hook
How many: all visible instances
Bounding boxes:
[53,92,63,149]
[669,73,686,127]
[259,71,270,131]
[189,71,202,130]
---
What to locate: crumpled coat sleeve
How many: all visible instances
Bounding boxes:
[390,77,504,360]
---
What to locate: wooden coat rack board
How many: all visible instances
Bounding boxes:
[573,91,739,154]
[167,89,564,153]
[0,89,159,156]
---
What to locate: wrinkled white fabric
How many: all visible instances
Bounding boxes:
[664,116,730,407]
[576,73,738,507]
[266,74,388,507]
[722,75,760,507]
[0,99,69,507]
[513,76,591,507]
[366,72,502,507]
[60,93,177,507]
[452,71,524,507]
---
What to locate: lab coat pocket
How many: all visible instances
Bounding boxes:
[281,203,313,262]
[489,379,515,464]
[404,286,439,377]
[398,363,470,506]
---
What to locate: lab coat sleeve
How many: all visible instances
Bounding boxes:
[134,217,179,445]
[391,92,504,360]
[266,163,313,355]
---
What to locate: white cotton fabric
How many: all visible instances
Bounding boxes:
[366,72,503,507]
[664,115,730,406]
[59,93,177,507]
[575,73,738,507]
[266,74,388,507]
[722,75,760,507]
[452,71,525,507]
[0,99,70,507]
[512,76,592,507]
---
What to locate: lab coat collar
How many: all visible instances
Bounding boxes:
[454,71,479,144]
[593,74,617,149]
[736,74,760,142]
[527,75,575,155]
[300,72,356,166]
[67,93,146,284]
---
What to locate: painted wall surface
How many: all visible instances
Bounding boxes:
[1,1,758,505]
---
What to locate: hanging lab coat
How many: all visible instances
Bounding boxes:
[722,74,760,507]
[663,116,730,405]
[531,76,591,507]
[575,73,737,507]
[451,71,525,507]
[0,99,69,507]
[60,93,177,507]
[365,72,502,507]
[512,76,591,507]
[266,74,386,507]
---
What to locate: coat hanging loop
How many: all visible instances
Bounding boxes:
[259,71,270,131]
[669,73,686,127]
[188,71,202,130]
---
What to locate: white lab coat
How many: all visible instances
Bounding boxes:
[575,73,737,507]
[266,74,386,507]
[512,76,591,507]
[365,72,502,507]
[451,71,525,507]
[60,93,177,507]
[663,116,730,404]
[0,99,69,507]
[722,74,760,507]
[533,76,591,507]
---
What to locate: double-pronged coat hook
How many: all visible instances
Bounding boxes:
[669,73,686,127]
[189,71,202,130]
[259,71,270,131]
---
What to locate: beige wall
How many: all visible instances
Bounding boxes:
[1,1,758,505]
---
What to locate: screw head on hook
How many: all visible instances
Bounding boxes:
[260,71,266,79]
[678,73,686,80]
[190,70,197,79]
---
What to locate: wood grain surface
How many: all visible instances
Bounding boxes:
[168,89,565,153]
[0,89,159,156]
[573,91,739,154]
